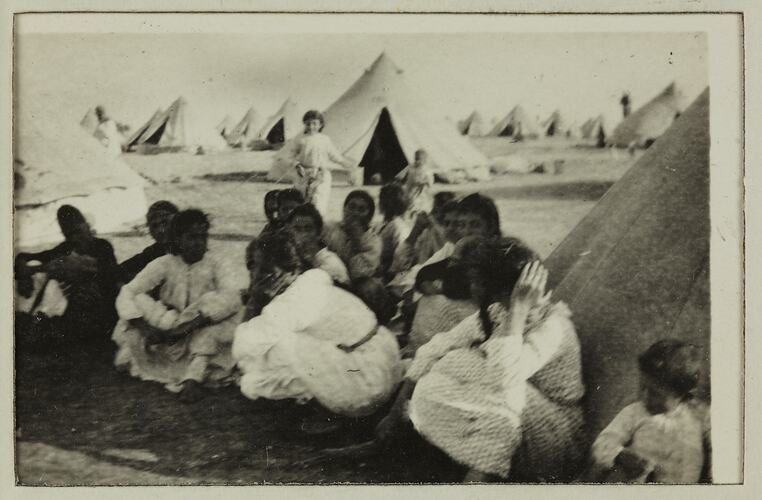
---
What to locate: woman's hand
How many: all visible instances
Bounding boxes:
[509,261,550,311]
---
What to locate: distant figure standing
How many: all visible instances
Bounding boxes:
[93,105,122,157]
[620,93,631,118]
[290,110,357,217]
[395,149,434,214]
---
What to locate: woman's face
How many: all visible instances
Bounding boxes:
[278,200,300,221]
[450,238,486,303]
[639,374,672,415]
[264,197,279,221]
[305,119,322,134]
[454,212,491,241]
[344,196,372,226]
[147,210,174,245]
[177,223,208,264]
[442,211,461,243]
[288,215,320,249]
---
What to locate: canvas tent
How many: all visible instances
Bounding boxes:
[580,115,607,147]
[268,53,489,184]
[488,105,541,139]
[227,107,264,148]
[124,108,164,152]
[215,115,235,139]
[80,108,99,135]
[544,88,710,440]
[458,111,487,137]
[255,98,303,148]
[15,103,148,250]
[607,82,686,148]
[127,97,228,154]
[542,110,567,137]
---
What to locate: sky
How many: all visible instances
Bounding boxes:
[15,24,707,134]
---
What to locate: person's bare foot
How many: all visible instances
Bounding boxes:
[178,380,206,404]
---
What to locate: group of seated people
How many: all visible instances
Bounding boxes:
[14,184,710,483]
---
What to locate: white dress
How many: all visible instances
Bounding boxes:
[112,253,243,392]
[290,133,349,216]
[233,269,403,417]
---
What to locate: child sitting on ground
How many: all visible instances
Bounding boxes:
[588,339,710,483]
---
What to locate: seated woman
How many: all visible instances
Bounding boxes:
[376,237,586,482]
[390,191,457,277]
[285,203,349,284]
[257,190,282,238]
[323,190,382,281]
[118,200,179,284]
[112,209,242,402]
[233,231,403,422]
[259,189,305,238]
[15,205,119,348]
[375,183,412,283]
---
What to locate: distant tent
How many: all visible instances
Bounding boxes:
[227,107,264,148]
[608,82,686,148]
[267,53,488,185]
[255,98,302,147]
[545,88,710,440]
[488,105,541,139]
[80,108,99,135]
[15,102,148,249]
[124,108,164,152]
[458,111,486,137]
[580,115,607,147]
[216,115,235,139]
[542,110,567,137]
[129,97,228,154]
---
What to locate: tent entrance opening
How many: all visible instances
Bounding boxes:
[143,122,167,145]
[499,124,515,137]
[360,108,408,184]
[266,119,285,144]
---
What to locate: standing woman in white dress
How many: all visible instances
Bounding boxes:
[233,232,403,422]
[290,110,358,216]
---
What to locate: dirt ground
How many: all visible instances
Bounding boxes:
[15,137,640,485]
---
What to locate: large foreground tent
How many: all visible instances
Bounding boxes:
[458,111,487,137]
[489,105,541,139]
[127,97,228,154]
[227,106,264,148]
[255,98,303,148]
[607,82,686,148]
[15,103,148,249]
[545,88,710,440]
[298,52,488,184]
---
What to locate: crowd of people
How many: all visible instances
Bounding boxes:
[14,110,711,483]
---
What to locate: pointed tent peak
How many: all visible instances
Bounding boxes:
[661,81,676,95]
[367,52,403,75]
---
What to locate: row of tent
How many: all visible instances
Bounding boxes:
[17,84,712,449]
[457,82,686,149]
[78,53,688,185]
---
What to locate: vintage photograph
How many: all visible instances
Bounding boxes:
[9,11,741,487]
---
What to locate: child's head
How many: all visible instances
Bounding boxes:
[147,200,179,245]
[638,339,701,415]
[286,203,324,250]
[168,209,210,264]
[302,110,324,134]
[343,190,376,228]
[414,149,428,165]
[264,190,281,222]
[57,205,94,248]
[454,193,502,241]
[378,183,410,221]
[277,189,306,221]
[431,191,457,223]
